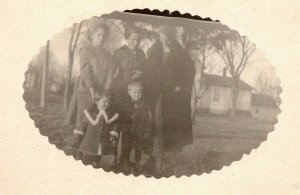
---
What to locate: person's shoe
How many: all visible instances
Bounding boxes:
[92,156,102,169]
[110,161,119,172]
[121,160,131,173]
[143,156,155,168]
[155,157,163,174]
[92,161,100,168]
[111,156,118,168]
[73,129,84,135]
[74,151,83,160]
[135,164,143,173]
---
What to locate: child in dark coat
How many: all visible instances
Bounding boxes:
[78,91,120,168]
[119,81,154,171]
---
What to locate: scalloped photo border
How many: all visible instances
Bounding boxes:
[23,8,282,178]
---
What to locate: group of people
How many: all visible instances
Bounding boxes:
[72,23,196,173]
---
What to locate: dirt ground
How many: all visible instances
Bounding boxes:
[24,90,276,177]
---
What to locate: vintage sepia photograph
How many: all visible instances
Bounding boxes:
[23,10,281,178]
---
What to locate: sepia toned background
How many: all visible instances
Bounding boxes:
[0,0,300,194]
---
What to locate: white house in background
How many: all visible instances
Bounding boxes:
[250,94,279,121]
[197,70,253,114]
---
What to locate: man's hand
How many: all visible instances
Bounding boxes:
[132,70,142,79]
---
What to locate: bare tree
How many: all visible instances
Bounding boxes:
[214,32,256,118]
[31,45,52,90]
[255,69,278,96]
[64,76,80,124]
[189,29,216,122]
[40,40,50,108]
[63,21,84,112]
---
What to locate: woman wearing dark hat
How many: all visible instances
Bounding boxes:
[145,25,196,172]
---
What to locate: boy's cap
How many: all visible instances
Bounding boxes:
[128,80,143,91]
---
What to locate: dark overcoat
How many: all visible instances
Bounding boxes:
[145,41,196,152]
[78,105,119,156]
[143,41,164,111]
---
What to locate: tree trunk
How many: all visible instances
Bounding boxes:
[191,84,198,123]
[40,40,50,108]
[191,73,202,122]
[63,24,75,112]
[37,61,42,89]
[63,53,74,112]
[230,76,239,118]
[191,56,205,123]
[64,76,80,125]
[63,22,83,112]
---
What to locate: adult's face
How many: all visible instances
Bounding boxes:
[91,27,106,47]
[127,32,140,50]
[159,32,169,43]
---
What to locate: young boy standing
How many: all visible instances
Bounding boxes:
[119,81,154,172]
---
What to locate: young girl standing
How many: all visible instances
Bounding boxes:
[78,91,119,168]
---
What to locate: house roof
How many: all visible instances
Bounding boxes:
[202,74,253,91]
[251,94,277,108]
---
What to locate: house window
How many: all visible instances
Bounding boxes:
[213,87,220,101]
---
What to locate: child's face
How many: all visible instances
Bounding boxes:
[128,87,142,101]
[96,97,110,110]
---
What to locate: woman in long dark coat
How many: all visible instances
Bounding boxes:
[143,37,164,116]
[161,31,195,151]
[145,25,195,171]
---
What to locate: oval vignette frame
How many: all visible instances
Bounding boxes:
[23,9,282,178]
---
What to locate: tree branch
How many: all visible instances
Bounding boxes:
[72,21,84,52]
[68,24,76,56]
[238,41,256,76]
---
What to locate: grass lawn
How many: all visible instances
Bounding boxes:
[24,90,276,177]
